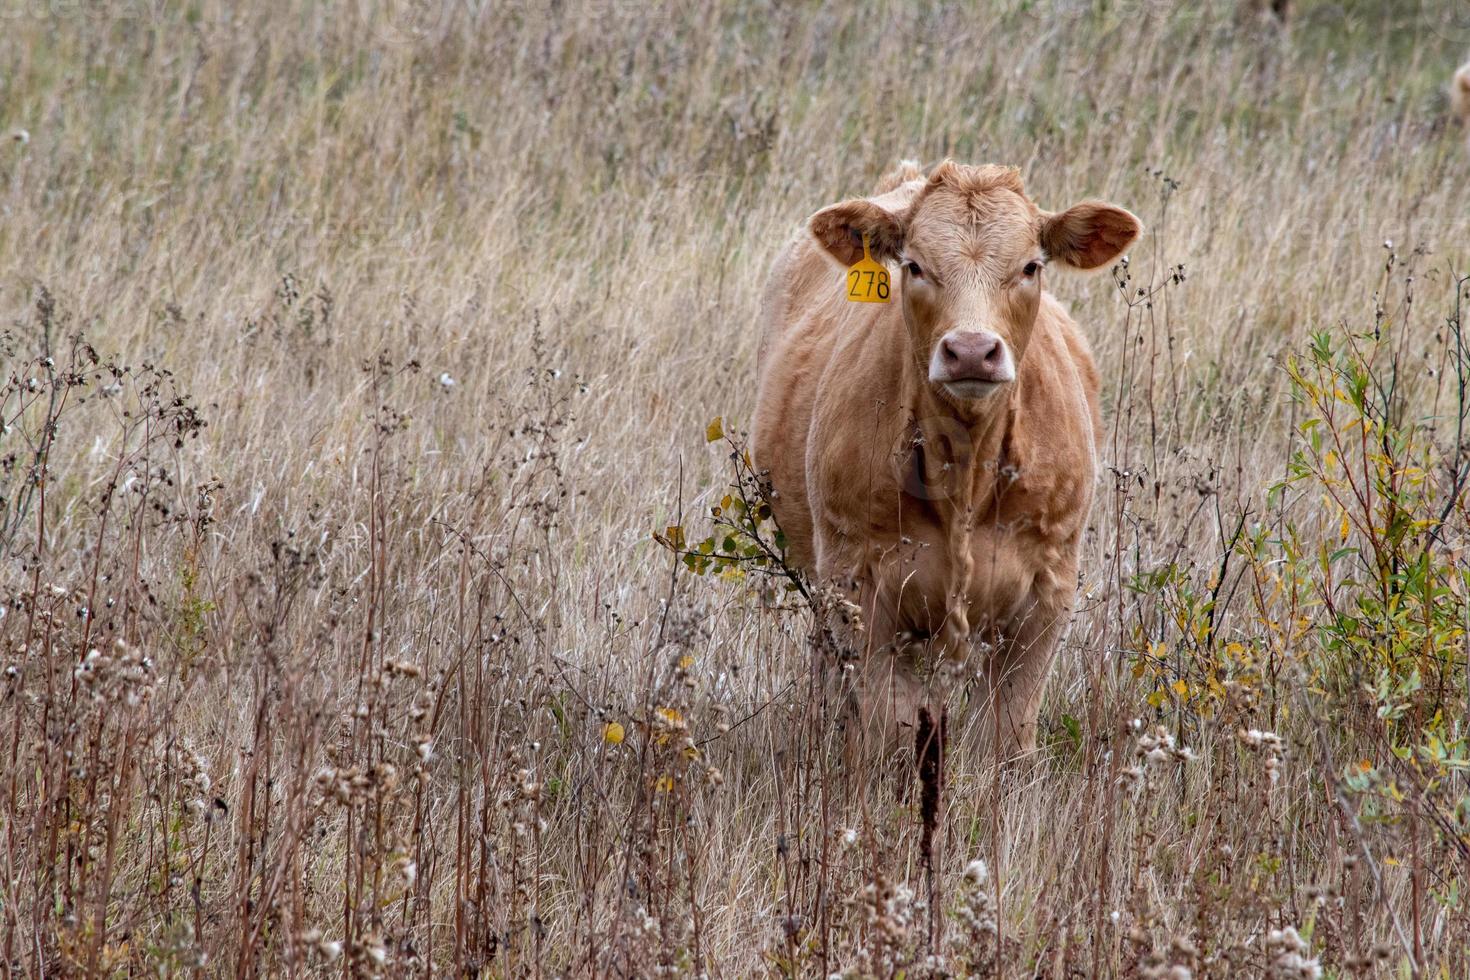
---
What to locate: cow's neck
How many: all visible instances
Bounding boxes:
[905,379,1019,520]
[904,376,1021,657]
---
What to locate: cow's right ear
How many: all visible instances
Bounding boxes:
[809,199,905,267]
[1041,202,1142,271]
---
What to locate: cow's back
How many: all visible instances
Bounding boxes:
[754,179,926,567]
[752,230,844,568]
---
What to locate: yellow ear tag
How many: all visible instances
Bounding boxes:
[845,233,891,303]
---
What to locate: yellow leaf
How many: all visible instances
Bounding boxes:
[1172,679,1189,697]
[678,655,695,670]
[706,417,724,442]
[602,721,625,745]
[655,775,674,792]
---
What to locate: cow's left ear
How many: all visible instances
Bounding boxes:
[1041,202,1141,271]
[809,199,906,268]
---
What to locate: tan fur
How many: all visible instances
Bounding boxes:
[754,160,1139,760]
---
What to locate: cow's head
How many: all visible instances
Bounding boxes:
[810,162,1139,408]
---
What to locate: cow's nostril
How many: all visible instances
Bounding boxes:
[982,342,1003,365]
[941,341,960,363]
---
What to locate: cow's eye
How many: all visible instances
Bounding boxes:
[906,261,924,279]
[1023,260,1043,278]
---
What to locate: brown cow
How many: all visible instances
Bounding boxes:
[754,160,1139,760]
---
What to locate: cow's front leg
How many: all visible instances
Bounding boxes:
[812,561,921,760]
[848,573,970,763]
[974,594,1070,761]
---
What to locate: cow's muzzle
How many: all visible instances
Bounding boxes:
[929,330,1015,398]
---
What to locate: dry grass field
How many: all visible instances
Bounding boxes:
[3,1,1470,976]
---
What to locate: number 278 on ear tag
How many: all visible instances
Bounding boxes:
[846,233,890,303]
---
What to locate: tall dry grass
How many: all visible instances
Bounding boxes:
[2,0,1470,975]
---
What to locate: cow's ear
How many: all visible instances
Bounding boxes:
[1041,202,1141,271]
[809,199,905,267]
